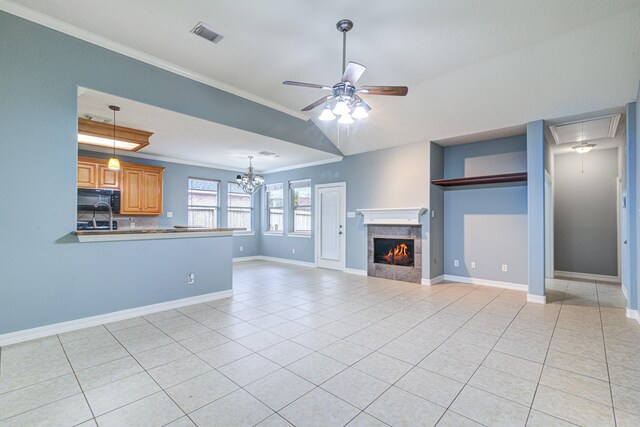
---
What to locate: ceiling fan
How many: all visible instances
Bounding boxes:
[283,19,408,125]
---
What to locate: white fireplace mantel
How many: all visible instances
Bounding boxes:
[356,207,428,225]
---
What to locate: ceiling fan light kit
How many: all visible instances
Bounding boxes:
[283,19,408,124]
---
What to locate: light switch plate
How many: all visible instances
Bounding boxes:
[167,212,173,218]
[347,212,356,218]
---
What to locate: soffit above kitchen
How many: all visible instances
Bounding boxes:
[4,0,640,155]
[78,88,342,173]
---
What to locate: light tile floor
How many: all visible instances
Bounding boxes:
[1,261,640,426]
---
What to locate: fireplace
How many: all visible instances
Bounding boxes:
[374,238,415,267]
[367,225,422,283]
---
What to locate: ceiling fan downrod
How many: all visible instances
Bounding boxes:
[336,19,353,75]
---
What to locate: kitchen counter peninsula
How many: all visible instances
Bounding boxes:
[74,227,243,242]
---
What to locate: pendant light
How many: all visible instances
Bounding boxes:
[236,156,264,194]
[572,121,595,173]
[107,105,121,170]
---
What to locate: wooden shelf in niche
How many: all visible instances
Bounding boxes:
[431,172,527,187]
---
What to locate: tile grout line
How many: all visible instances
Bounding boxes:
[595,281,618,427]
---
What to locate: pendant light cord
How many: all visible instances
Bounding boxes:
[112,108,116,157]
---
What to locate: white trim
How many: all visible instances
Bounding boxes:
[625,308,638,320]
[233,230,256,236]
[344,268,367,276]
[315,182,347,271]
[622,283,629,301]
[263,157,343,174]
[263,232,284,237]
[76,230,233,242]
[259,256,316,268]
[527,294,547,304]
[421,275,444,286]
[554,270,620,283]
[232,256,261,263]
[0,0,308,121]
[0,289,233,346]
[443,274,527,292]
[357,207,428,225]
[287,233,312,239]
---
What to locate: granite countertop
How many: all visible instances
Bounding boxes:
[73,227,243,236]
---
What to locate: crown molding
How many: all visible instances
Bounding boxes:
[0,0,308,121]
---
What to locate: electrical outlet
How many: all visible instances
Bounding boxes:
[130,222,136,229]
[454,259,459,267]
[471,261,476,269]
[240,246,244,252]
[167,211,173,218]
[502,264,508,272]
[431,210,435,218]
[187,273,195,285]
[292,248,296,254]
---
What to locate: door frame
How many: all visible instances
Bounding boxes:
[314,182,347,271]
[544,170,554,278]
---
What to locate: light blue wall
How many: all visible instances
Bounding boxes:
[528,120,546,297]
[79,151,261,258]
[443,136,528,284]
[429,143,445,279]
[261,142,431,271]
[0,11,334,334]
[623,102,637,309]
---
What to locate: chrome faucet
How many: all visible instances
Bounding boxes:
[93,202,114,231]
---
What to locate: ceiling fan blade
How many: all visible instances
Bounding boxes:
[354,95,372,111]
[341,62,366,84]
[283,81,332,90]
[301,96,330,111]
[358,86,408,96]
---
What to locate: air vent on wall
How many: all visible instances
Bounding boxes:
[549,114,621,145]
[190,22,225,44]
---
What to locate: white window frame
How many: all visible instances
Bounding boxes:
[289,179,312,236]
[227,182,254,235]
[265,183,284,235]
[187,177,219,228]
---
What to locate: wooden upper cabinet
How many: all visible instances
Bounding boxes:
[77,156,164,215]
[77,160,98,188]
[120,164,164,215]
[98,164,120,189]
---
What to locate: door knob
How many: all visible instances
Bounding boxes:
[339,231,343,235]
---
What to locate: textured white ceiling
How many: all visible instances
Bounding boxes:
[5,0,640,155]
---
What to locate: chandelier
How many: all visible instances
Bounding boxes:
[236,156,264,194]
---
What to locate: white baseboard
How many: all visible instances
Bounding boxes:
[554,270,620,283]
[0,289,233,347]
[421,275,444,286]
[344,268,367,276]
[259,256,316,268]
[621,283,629,301]
[444,274,527,292]
[232,255,316,268]
[232,256,261,263]
[527,294,547,304]
[626,308,639,321]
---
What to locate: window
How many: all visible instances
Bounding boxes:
[290,179,311,234]
[265,183,284,232]
[227,182,252,231]
[188,178,219,228]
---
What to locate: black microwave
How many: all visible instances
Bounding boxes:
[77,188,121,213]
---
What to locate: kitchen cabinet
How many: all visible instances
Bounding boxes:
[78,156,120,189]
[77,159,98,188]
[121,164,164,215]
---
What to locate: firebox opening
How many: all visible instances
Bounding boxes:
[374,238,415,267]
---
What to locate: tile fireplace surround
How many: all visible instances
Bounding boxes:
[367,225,422,283]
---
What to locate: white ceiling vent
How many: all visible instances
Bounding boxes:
[259,151,279,158]
[190,22,224,44]
[549,114,621,145]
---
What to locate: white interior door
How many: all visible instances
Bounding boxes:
[316,183,346,270]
